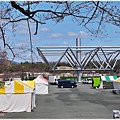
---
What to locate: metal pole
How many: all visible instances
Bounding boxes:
[76,38,82,82]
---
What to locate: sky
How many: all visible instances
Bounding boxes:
[1,1,120,63]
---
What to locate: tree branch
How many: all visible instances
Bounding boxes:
[0,27,15,58]
[27,19,33,63]
[34,21,38,35]
[0,27,6,47]
[84,1,99,26]
[10,1,29,16]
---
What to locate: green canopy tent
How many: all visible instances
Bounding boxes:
[99,76,118,89]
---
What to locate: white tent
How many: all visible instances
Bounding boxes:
[34,75,48,94]
[113,77,120,90]
[0,80,36,112]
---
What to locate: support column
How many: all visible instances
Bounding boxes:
[76,38,82,82]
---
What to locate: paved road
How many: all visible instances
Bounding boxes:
[1,83,120,119]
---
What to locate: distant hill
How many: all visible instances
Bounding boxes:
[12,61,20,64]
[0,59,19,64]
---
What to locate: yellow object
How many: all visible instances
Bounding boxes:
[0,80,35,94]
[0,86,6,94]
[114,77,120,82]
[14,80,24,93]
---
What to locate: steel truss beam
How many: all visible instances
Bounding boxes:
[37,46,120,71]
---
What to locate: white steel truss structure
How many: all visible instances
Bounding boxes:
[37,46,120,72]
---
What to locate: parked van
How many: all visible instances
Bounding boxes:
[49,76,60,85]
[58,80,77,88]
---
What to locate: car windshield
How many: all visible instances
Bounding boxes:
[87,78,92,80]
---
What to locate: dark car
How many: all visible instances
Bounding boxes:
[58,80,77,88]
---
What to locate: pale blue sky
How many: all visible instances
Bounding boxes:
[1,1,120,63]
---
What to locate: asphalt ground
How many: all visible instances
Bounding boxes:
[0,82,120,119]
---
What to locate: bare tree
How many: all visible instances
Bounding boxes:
[0,47,10,80]
[0,1,120,61]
